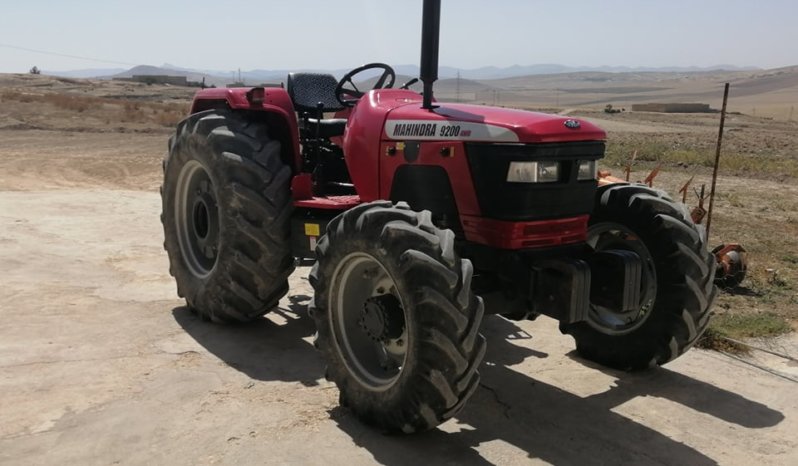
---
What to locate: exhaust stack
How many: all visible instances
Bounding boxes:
[420,0,441,110]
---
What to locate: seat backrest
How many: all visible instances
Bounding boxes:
[286,73,344,113]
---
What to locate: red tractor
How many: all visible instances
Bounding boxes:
[161,0,716,433]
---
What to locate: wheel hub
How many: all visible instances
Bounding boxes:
[175,161,221,277]
[586,222,657,335]
[330,252,409,390]
[360,294,405,342]
[191,191,219,259]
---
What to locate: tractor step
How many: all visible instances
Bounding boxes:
[293,195,361,210]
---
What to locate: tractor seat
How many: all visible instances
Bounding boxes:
[305,118,347,138]
[287,72,347,139]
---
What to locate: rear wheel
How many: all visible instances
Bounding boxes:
[310,202,486,433]
[161,109,295,322]
[563,184,717,370]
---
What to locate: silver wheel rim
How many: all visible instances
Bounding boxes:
[329,252,408,391]
[174,160,220,278]
[586,222,657,335]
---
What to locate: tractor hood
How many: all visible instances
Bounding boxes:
[384,103,605,143]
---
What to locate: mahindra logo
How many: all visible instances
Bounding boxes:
[564,119,581,129]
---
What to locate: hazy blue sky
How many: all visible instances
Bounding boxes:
[0,0,795,73]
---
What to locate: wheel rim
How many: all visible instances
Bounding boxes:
[175,160,220,278]
[329,252,408,391]
[586,222,657,335]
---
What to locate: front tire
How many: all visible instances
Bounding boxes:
[310,202,486,433]
[563,184,717,370]
[161,110,295,323]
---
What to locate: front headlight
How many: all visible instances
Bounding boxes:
[507,161,560,183]
[577,160,598,181]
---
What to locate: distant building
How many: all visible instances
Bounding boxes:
[631,103,712,113]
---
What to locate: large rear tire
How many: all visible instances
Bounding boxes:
[161,109,295,323]
[310,202,486,433]
[563,184,717,370]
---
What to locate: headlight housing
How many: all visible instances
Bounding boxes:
[507,161,560,183]
[577,160,598,181]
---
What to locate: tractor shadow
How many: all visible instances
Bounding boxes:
[172,292,322,385]
[331,316,785,466]
[174,294,785,465]
[720,285,762,297]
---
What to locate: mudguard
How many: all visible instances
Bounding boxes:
[190,87,301,171]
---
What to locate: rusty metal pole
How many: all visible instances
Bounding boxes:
[705,83,730,240]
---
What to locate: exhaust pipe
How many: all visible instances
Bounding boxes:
[420,0,441,110]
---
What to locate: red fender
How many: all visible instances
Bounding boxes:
[190,87,301,172]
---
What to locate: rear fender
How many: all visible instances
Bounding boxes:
[190,87,301,171]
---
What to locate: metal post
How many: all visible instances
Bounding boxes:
[705,83,730,240]
[419,0,441,110]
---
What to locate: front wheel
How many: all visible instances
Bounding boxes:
[310,202,486,433]
[563,184,717,370]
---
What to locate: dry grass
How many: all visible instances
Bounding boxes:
[604,138,798,180]
[698,312,792,353]
[1,89,189,128]
[2,90,104,112]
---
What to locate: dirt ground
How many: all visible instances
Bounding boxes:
[1,75,798,464]
[0,130,797,466]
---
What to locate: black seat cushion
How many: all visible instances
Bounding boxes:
[287,73,344,112]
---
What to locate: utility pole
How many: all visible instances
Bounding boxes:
[706,83,730,241]
[455,71,461,102]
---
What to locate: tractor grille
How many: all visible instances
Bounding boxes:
[465,141,604,221]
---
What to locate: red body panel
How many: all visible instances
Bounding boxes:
[336,89,605,247]
[461,215,588,249]
[189,85,606,250]
[379,140,481,218]
[342,89,424,201]
[190,87,302,171]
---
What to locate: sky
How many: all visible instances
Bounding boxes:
[0,0,796,73]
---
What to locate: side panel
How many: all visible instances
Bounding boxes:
[190,87,301,171]
[388,165,463,235]
[343,89,424,201]
[380,140,481,218]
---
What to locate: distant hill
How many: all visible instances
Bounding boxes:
[45,67,126,78]
[43,63,764,83]
[445,66,798,114]
[110,65,210,82]
[391,64,760,80]
[30,63,797,117]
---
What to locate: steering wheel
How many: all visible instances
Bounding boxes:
[335,63,396,107]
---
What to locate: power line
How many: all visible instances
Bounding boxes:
[0,42,138,67]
